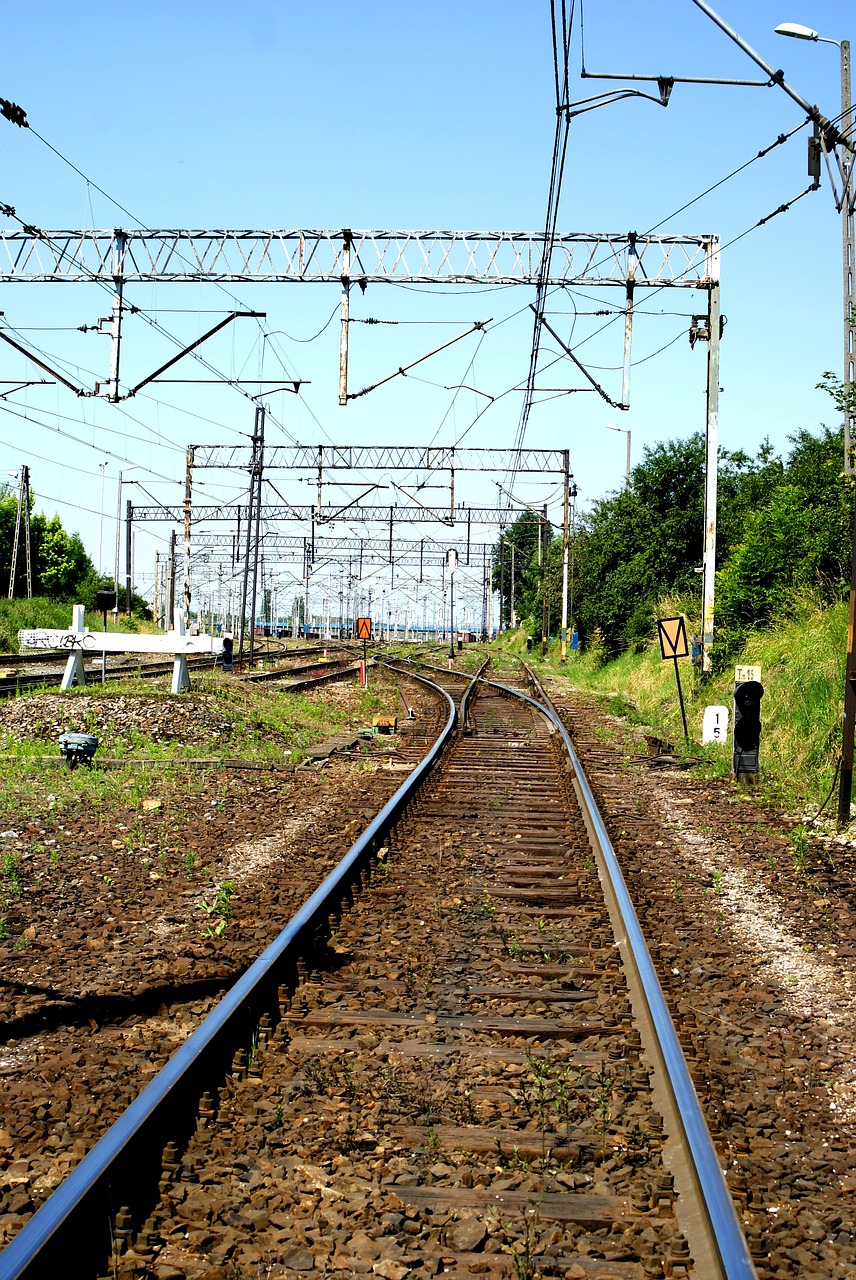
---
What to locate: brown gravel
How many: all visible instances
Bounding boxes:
[0,692,236,745]
[542,677,856,1278]
[0,674,438,1253]
[3,660,856,1277]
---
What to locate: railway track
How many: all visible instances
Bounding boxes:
[0,657,761,1279]
[0,641,352,698]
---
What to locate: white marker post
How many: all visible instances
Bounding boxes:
[19,606,224,694]
[701,705,730,745]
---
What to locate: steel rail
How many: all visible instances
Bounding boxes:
[485,670,756,1280]
[0,671,456,1280]
[0,655,220,698]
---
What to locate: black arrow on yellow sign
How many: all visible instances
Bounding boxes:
[657,617,689,742]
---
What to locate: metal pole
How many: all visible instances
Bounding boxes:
[125,500,133,615]
[622,234,637,407]
[8,469,23,598]
[449,570,455,659]
[843,40,855,475]
[21,467,31,598]
[673,656,690,743]
[701,275,721,674]
[541,504,548,658]
[838,40,856,824]
[183,446,194,629]
[560,450,570,663]
[339,230,351,406]
[510,542,515,627]
[840,502,856,823]
[499,535,504,631]
[167,531,176,630]
[107,230,125,402]
[114,472,123,594]
[248,405,265,665]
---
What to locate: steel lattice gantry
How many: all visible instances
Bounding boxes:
[0,228,718,286]
[0,227,722,665]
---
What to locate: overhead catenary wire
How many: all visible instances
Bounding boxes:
[0,48,836,617]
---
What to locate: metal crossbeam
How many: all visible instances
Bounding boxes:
[191,445,568,473]
[0,228,720,286]
[135,504,526,525]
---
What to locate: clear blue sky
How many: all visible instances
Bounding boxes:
[0,0,851,628]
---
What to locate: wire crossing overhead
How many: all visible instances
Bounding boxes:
[0,228,720,286]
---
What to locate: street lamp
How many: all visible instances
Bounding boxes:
[775,20,856,822]
[603,423,631,485]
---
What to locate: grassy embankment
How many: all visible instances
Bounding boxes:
[502,595,847,812]
[0,598,160,649]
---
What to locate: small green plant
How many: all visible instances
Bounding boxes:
[791,825,811,875]
[509,1209,539,1280]
[248,1030,260,1066]
[184,850,197,874]
[103,875,114,887]
[199,879,236,935]
[480,890,496,918]
[592,1063,614,1155]
[2,851,21,896]
[507,935,523,960]
[711,870,725,894]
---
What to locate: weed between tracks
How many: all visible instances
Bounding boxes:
[0,668,408,946]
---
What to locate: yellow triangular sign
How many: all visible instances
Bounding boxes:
[658,616,688,660]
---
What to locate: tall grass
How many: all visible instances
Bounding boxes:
[0,598,163,653]
[542,593,847,807]
[0,599,78,651]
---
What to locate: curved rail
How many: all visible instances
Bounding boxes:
[0,670,456,1280]
[486,669,756,1280]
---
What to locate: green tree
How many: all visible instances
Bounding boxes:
[565,433,796,655]
[492,512,551,628]
[37,518,92,595]
[715,426,851,653]
[0,483,97,601]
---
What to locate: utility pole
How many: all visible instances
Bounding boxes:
[238,404,265,664]
[447,549,458,659]
[498,535,504,632]
[836,41,856,821]
[541,504,548,657]
[167,531,176,629]
[700,268,722,675]
[560,451,570,663]
[125,499,133,615]
[183,447,194,629]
